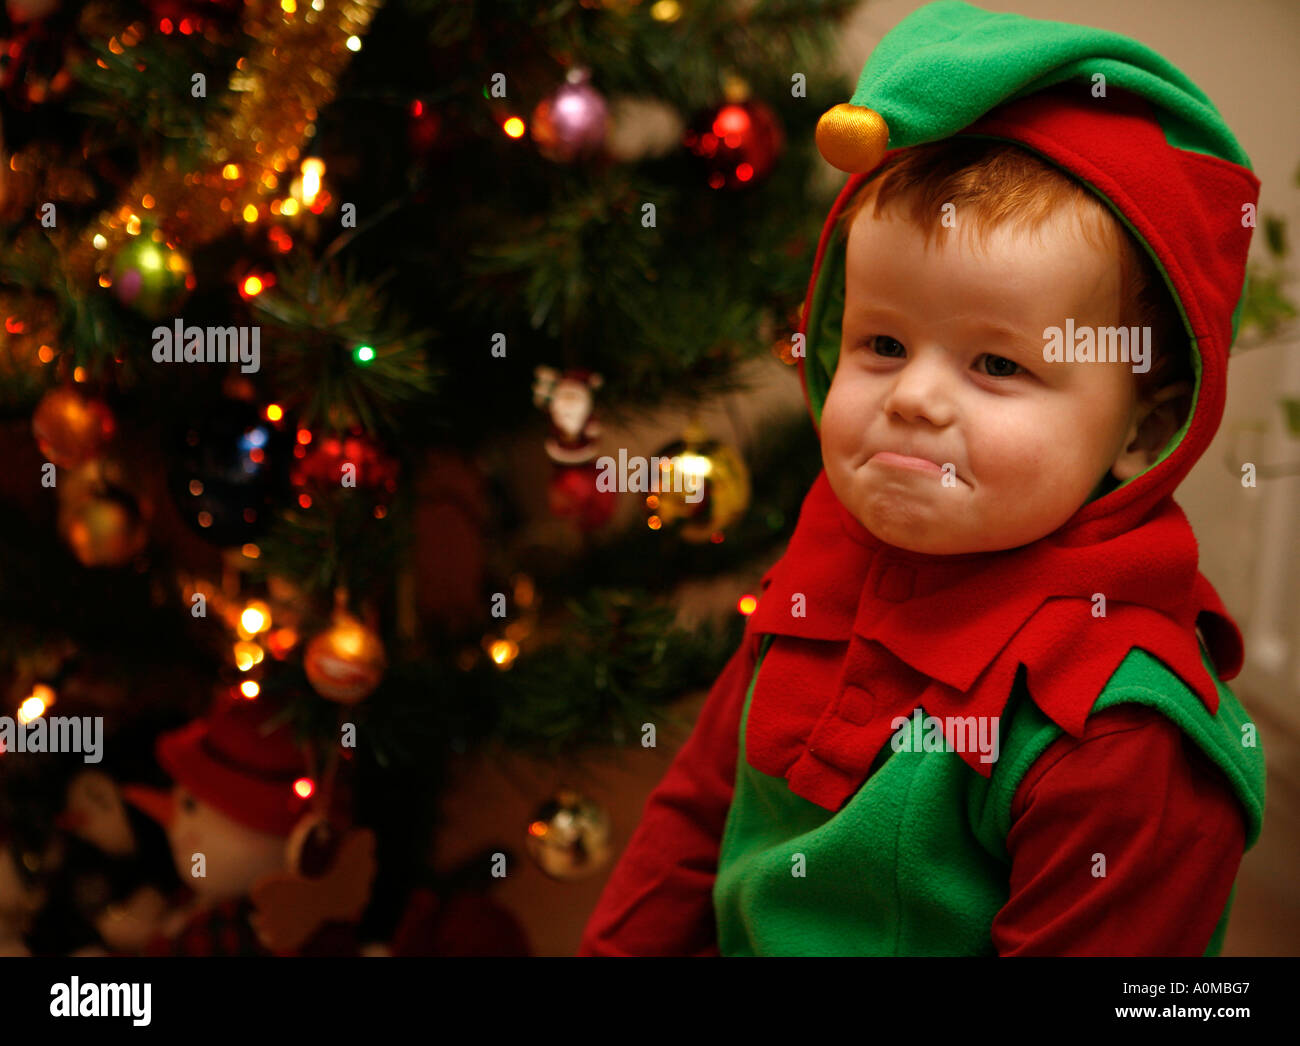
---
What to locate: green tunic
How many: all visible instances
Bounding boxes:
[713,636,1266,956]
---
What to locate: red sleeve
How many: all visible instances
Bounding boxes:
[992,703,1247,956]
[577,636,758,957]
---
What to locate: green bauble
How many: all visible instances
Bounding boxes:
[110,235,193,319]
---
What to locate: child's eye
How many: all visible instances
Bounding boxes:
[863,335,905,357]
[979,354,1021,378]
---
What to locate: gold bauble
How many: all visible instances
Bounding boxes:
[56,458,147,511]
[815,103,890,173]
[304,611,386,705]
[57,488,147,568]
[645,428,751,543]
[32,387,116,469]
[525,790,612,881]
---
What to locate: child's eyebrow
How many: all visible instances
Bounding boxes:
[844,302,907,325]
[956,316,1037,347]
[846,305,1035,349]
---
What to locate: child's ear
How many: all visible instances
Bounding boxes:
[1111,380,1194,482]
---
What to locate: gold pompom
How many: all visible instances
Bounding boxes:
[815,103,890,173]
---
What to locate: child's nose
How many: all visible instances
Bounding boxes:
[882,352,956,426]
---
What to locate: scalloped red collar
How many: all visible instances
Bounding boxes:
[740,470,1241,810]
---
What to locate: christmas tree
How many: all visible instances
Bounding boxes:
[0,0,857,955]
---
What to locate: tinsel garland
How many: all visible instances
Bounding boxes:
[67,0,383,285]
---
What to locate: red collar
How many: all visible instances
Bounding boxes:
[742,471,1241,809]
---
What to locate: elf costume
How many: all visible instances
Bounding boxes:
[579,0,1266,957]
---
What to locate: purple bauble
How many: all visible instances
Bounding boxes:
[531,74,608,163]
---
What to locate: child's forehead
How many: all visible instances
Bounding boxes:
[841,212,1127,334]
[843,193,1112,258]
[843,216,1126,327]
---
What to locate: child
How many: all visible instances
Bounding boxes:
[578,0,1266,957]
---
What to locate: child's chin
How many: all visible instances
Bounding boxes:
[858,511,958,554]
[857,508,1004,556]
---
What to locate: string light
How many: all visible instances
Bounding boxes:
[298,158,325,207]
[488,639,519,668]
[18,690,51,723]
[266,628,299,659]
[239,601,272,638]
[502,117,526,138]
[240,680,260,699]
[293,778,314,799]
[233,641,264,671]
[737,594,758,615]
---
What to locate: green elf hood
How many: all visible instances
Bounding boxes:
[799,0,1259,539]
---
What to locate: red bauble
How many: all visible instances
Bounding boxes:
[683,99,784,190]
[291,432,399,503]
[547,463,617,532]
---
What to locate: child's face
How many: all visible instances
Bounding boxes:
[822,201,1147,555]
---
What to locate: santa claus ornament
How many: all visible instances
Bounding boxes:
[532,366,603,463]
[531,366,617,531]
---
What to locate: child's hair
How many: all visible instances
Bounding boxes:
[836,139,1192,409]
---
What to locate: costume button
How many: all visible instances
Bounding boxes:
[836,684,874,726]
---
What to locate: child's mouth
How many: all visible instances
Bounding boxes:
[867,451,945,475]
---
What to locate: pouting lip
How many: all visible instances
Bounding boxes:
[863,449,968,487]
[867,450,946,472]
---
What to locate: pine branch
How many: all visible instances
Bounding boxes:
[68,29,240,154]
[250,254,439,437]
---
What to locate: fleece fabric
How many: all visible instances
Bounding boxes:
[580,0,1266,957]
